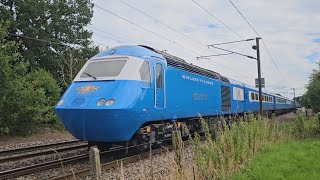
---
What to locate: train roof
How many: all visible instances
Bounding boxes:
[93,45,292,101]
[139,45,230,83]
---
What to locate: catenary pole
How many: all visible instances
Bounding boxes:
[254,37,263,116]
[293,88,296,108]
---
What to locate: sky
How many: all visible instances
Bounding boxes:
[89,0,320,99]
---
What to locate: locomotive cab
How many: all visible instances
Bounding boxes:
[54,45,167,142]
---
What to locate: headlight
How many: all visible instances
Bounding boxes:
[57,99,64,106]
[105,99,115,106]
[96,98,106,106]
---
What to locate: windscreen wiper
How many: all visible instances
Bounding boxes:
[84,72,97,80]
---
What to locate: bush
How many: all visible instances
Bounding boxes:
[0,21,61,136]
[292,113,319,139]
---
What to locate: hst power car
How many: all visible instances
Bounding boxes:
[54,45,295,148]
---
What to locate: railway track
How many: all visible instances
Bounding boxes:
[0,140,88,180]
[0,154,89,180]
[0,140,83,158]
[50,145,176,180]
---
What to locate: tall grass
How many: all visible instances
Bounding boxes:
[190,114,291,179]
[292,113,319,139]
[114,113,319,179]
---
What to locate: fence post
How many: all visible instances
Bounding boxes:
[89,146,102,180]
[172,131,181,150]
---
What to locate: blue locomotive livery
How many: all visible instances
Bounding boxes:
[54,45,295,148]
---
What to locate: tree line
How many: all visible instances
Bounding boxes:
[300,63,320,113]
[0,0,99,136]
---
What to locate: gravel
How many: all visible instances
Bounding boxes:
[0,129,76,151]
[76,146,199,180]
[274,112,295,123]
[16,161,89,180]
[0,148,88,172]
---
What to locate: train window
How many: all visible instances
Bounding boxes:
[156,64,162,88]
[255,94,258,100]
[139,61,151,82]
[80,60,127,78]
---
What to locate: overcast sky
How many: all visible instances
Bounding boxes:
[89,0,320,99]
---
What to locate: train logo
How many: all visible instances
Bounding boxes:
[76,85,98,94]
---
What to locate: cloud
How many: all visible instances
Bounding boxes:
[313,38,320,44]
[207,24,218,29]
[305,52,320,63]
[90,0,320,99]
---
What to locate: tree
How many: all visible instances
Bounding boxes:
[304,63,320,112]
[59,48,86,88]
[0,21,61,136]
[0,0,99,83]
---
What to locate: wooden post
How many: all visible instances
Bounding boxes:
[89,147,102,180]
[318,113,320,130]
[172,131,181,150]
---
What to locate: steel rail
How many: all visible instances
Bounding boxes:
[0,154,89,180]
[0,140,82,157]
[49,145,175,180]
[0,143,88,164]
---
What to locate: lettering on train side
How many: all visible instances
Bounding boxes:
[192,93,208,101]
[181,75,213,85]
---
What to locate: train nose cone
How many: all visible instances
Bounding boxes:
[55,108,141,142]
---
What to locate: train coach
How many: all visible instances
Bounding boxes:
[54,45,295,149]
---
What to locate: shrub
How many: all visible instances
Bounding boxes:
[291,113,319,139]
[0,21,61,136]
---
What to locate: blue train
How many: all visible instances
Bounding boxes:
[54,45,295,148]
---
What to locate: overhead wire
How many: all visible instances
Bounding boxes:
[7,32,109,48]
[208,38,254,46]
[94,2,255,79]
[88,25,139,44]
[7,33,69,46]
[228,0,281,73]
[196,52,234,60]
[190,0,257,77]
[119,0,256,62]
[119,0,207,47]
[95,4,201,57]
[191,0,251,46]
[209,46,256,59]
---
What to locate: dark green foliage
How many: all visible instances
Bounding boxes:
[0,0,99,83]
[0,0,100,136]
[0,22,61,136]
[304,63,320,112]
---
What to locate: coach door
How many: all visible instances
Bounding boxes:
[154,63,164,108]
[221,84,231,112]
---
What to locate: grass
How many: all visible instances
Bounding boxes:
[190,113,319,179]
[232,139,320,180]
[190,114,290,179]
